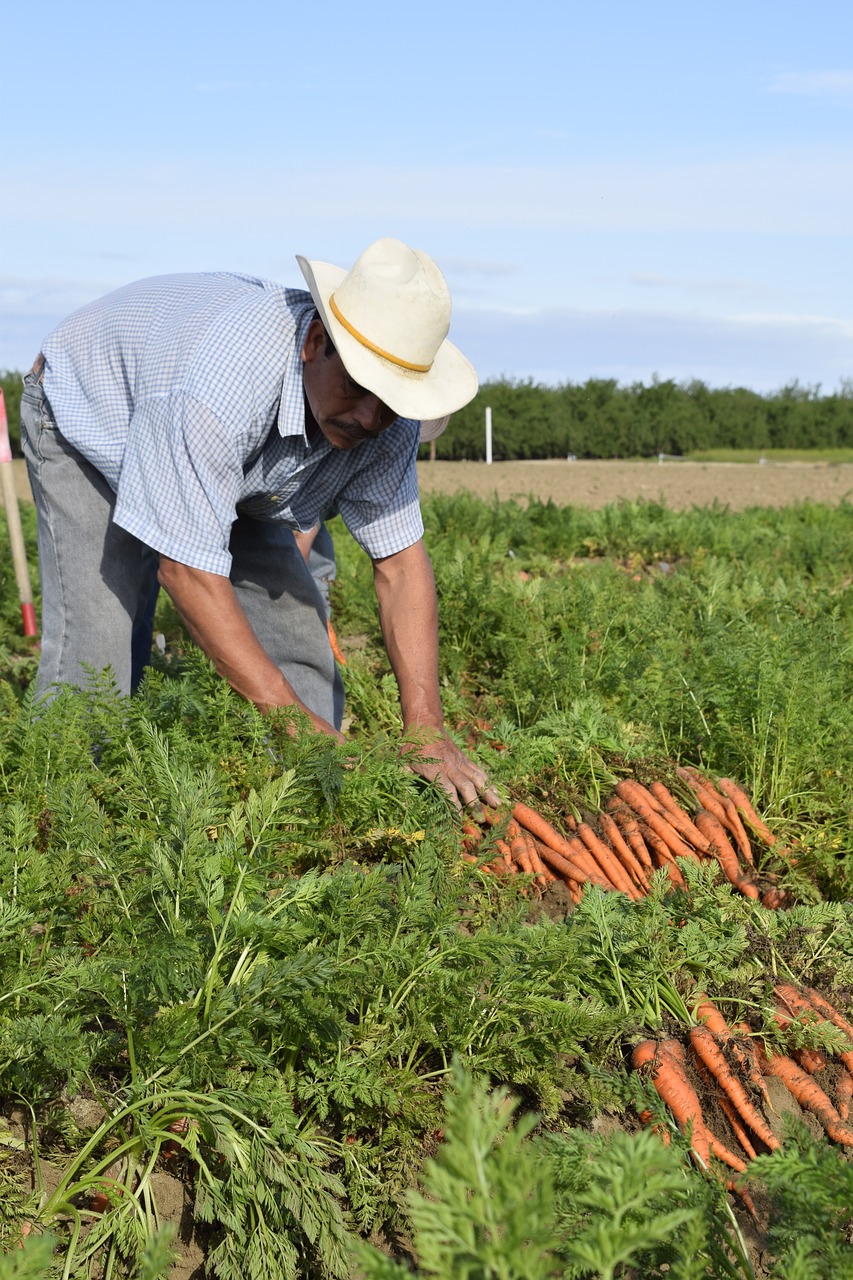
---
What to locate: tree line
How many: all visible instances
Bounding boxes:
[2,368,851,461]
[429,376,853,459]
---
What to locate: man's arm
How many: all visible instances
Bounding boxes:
[157,557,343,739]
[372,540,499,810]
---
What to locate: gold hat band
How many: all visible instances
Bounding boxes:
[329,294,433,373]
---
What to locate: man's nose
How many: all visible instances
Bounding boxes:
[353,394,388,433]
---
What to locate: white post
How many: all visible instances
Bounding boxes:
[485,406,492,465]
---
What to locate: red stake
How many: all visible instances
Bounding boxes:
[0,388,38,637]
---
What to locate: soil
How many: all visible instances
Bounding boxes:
[416,458,853,510]
[11,458,853,512]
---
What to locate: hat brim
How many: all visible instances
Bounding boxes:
[297,255,478,421]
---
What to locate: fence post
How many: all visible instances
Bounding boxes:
[485,406,492,465]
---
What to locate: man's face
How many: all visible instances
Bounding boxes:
[301,319,398,450]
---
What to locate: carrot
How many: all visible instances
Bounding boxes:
[792,1048,828,1075]
[715,1091,758,1161]
[836,1070,853,1122]
[692,810,759,899]
[689,1025,781,1150]
[776,983,853,1075]
[327,620,346,665]
[512,802,593,868]
[607,802,654,870]
[631,1039,712,1166]
[615,781,699,862]
[693,997,772,1109]
[647,782,714,854]
[717,778,776,848]
[599,811,651,891]
[676,767,732,827]
[461,821,484,855]
[534,841,613,892]
[802,987,853,1073]
[577,822,641,898]
[637,1107,671,1145]
[521,830,552,888]
[640,826,688,889]
[760,1051,853,1146]
[716,796,755,865]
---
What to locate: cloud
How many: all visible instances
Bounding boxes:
[766,69,853,100]
[9,146,853,237]
[628,274,773,302]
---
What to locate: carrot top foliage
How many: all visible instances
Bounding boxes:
[1,490,852,1277]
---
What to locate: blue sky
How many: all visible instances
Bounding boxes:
[2,0,851,392]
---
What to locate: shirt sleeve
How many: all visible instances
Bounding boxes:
[113,392,244,575]
[334,423,425,559]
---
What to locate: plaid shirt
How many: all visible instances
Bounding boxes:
[40,272,424,575]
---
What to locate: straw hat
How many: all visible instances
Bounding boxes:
[296,238,478,421]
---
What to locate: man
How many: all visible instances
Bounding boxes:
[21,238,497,809]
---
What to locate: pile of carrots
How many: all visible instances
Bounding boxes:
[632,986,853,1213]
[461,769,853,1211]
[463,767,786,908]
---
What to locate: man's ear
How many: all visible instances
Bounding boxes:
[301,318,327,364]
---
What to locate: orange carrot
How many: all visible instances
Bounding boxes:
[632,1039,712,1166]
[693,810,759,899]
[615,781,698,862]
[776,984,853,1075]
[717,795,755,865]
[792,1048,828,1075]
[327,620,346,665]
[802,987,853,1073]
[693,997,772,1110]
[577,822,641,898]
[717,778,776,848]
[607,802,655,870]
[836,1070,853,1122]
[715,1091,758,1161]
[647,782,714,854]
[640,826,688,889]
[676,767,732,826]
[461,821,484,855]
[599,811,651,891]
[637,1107,671,1145]
[760,1051,853,1146]
[519,830,551,889]
[689,1025,781,1150]
[512,803,591,866]
[534,841,613,892]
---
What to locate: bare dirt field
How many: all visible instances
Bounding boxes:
[416,458,853,511]
[11,457,853,512]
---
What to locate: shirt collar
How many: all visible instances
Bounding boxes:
[277,294,316,443]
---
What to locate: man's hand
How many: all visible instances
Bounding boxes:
[401,730,500,813]
[158,557,344,741]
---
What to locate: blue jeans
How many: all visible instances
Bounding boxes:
[20,371,344,727]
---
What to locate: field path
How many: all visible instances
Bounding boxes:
[10,456,853,513]
[417,458,853,511]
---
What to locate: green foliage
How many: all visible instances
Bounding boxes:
[353,1060,561,1280]
[426,376,853,460]
[746,1126,853,1279]
[2,484,853,1275]
[0,371,23,455]
[355,1062,753,1280]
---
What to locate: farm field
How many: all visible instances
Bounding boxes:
[10,456,853,511]
[1,479,852,1279]
[415,458,853,511]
